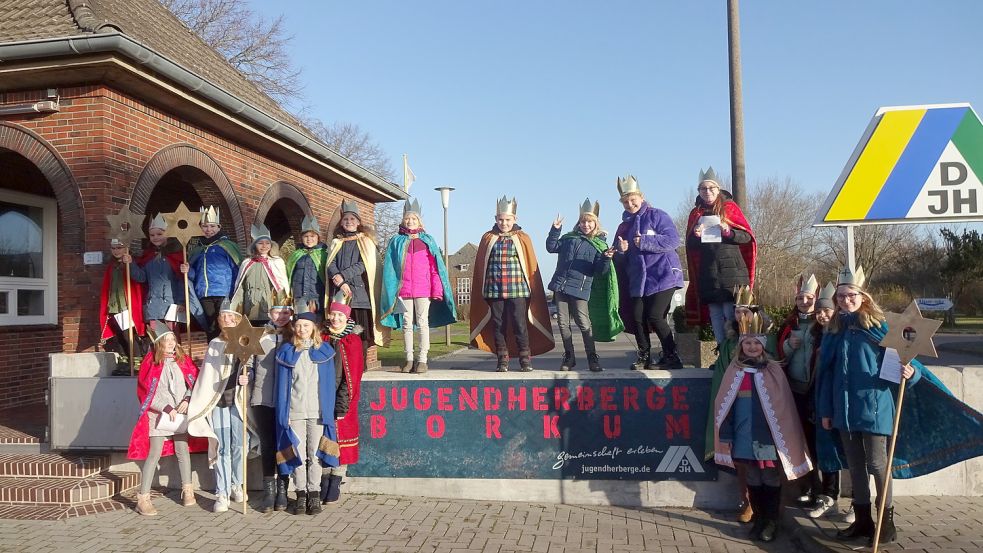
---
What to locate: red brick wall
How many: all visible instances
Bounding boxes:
[0,85,380,409]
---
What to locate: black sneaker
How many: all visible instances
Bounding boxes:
[630,355,649,371]
[519,357,534,372]
[559,353,576,371]
[587,354,603,372]
[663,353,683,370]
[496,356,509,372]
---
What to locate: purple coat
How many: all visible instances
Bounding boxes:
[613,202,683,298]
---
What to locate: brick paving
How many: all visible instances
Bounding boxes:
[0,488,803,553]
[788,496,983,553]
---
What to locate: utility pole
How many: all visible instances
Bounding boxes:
[727,0,748,208]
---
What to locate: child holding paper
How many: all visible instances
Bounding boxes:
[816,266,919,545]
[99,238,146,360]
[127,321,207,515]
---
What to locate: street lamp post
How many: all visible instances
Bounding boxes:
[435,186,455,346]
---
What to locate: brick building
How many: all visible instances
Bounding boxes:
[0,0,405,410]
[446,243,477,320]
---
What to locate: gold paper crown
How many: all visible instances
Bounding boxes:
[199,205,220,225]
[616,174,640,197]
[736,310,765,336]
[837,265,866,288]
[733,285,755,307]
[270,290,294,309]
[496,196,517,216]
[796,273,819,296]
[579,198,600,217]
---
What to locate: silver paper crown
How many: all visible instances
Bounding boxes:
[403,198,422,217]
[199,206,220,225]
[149,213,168,231]
[340,198,360,218]
[300,215,321,236]
[796,273,820,296]
[147,320,174,344]
[837,265,866,288]
[219,297,238,314]
[579,198,600,217]
[110,238,124,247]
[250,222,271,243]
[496,196,517,216]
[616,174,640,197]
[816,282,836,308]
[699,166,720,186]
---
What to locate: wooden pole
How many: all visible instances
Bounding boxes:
[182,247,192,347]
[872,377,907,553]
[240,363,249,515]
[124,258,135,376]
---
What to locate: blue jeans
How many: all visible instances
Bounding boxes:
[212,403,244,496]
[707,302,735,346]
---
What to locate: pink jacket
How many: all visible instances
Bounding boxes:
[399,238,443,299]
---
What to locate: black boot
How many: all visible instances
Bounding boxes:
[319,474,332,503]
[259,477,276,513]
[630,350,649,371]
[496,354,509,372]
[273,476,289,511]
[559,350,576,371]
[291,491,307,515]
[307,491,322,515]
[325,474,342,503]
[758,485,780,543]
[587,353,603,372]
[837,502,875,540]
[868,506,897,546]
[746,486,766,539]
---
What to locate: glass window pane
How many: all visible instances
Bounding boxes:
[0,291,7,314]
[17,289,44,316]
[0,201,44,278]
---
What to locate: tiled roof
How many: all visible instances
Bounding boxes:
[0,0,301,128]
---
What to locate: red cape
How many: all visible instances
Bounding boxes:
[99,260,146,339]
[127,354,208,460]
[134,247,184,276]
[684,201,756,327]
[326,331,365,465]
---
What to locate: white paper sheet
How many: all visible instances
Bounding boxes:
[112,310,133,330]
[164,303,187,323]
[880,347,902,384]
[698,215,722,243]
[155,412,187,433]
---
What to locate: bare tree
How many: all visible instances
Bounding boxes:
[813,223,918,285]
[303,120,395,180]
[162,0,302,104]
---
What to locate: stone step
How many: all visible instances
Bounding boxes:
[0,499,129,521]
[0,473,121,505]
[0,453,110,478]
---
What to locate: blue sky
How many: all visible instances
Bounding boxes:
[251,1,983,276]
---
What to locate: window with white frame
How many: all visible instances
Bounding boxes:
[0,190,57,325]
[456,277,472,305]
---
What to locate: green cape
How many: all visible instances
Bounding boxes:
[285,244,326,280]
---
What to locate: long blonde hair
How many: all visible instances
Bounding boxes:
[827,286,886,333]
[577,212,605,239]
[152,337,187,365]
[291,319,323,349]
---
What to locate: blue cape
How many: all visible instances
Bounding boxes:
[816,322,983,478]
[379,231,457,330]
[274,342,340,474]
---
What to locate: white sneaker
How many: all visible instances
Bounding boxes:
[213,494,230,513]
[842,503,856,524]
[230,486,248,503]
[807,495,838,519]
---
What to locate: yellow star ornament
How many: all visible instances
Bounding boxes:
[223,317,267,363]
[879,301,942,365]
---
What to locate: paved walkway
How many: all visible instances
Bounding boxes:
[3,488,982,553]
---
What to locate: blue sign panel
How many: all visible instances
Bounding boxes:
[349,377,716,481]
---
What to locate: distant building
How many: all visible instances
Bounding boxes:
[447,243,477,310]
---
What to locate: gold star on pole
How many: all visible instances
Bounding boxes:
[223,316,267,364]
[879,301,942,365]
[162,201,202,246]
[106,205,142,243]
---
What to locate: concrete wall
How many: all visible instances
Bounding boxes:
[73,359,983,505]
